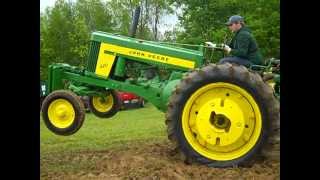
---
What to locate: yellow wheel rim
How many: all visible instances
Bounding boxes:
[48,99,75,129]
[182,82,262,161]
[92,94,114,113]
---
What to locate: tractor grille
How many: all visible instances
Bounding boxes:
[86,41,101,72]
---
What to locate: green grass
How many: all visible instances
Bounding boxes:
[40,103,167,155]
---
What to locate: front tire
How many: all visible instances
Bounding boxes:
[88,90,120,118]
[165,63,279,167]
[41,90,85,136]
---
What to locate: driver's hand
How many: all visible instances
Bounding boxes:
[221,44,231,54]
[205,42,217,48]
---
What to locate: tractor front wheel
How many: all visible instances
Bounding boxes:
[165,63,279,167]
[88,90,120,118]
[41,90,85,136]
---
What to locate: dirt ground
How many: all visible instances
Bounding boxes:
[41,141,280,180]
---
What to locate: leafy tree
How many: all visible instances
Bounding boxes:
[167,0,280,60]
[75,0,115,32]
[40,0,279,81]
[40,0,90,80]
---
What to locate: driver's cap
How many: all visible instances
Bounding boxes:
[225,15,244,26]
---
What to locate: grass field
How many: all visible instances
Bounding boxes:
[40,102,280,179]
[40,103,167,155]
[41,103,172,178]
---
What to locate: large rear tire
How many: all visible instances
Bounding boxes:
[165,63,279,167]
[41,90,85,136]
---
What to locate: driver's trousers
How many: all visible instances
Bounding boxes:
[218,56,253,68]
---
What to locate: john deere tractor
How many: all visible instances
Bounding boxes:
[41,9,279,168]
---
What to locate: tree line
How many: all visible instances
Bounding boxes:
[41,0,279,80]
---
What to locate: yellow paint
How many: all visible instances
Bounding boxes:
[101,43,195,69]
[92,94,114,113]
[182,82,262,161]
[95,44,117,78]
[48,99,75,129]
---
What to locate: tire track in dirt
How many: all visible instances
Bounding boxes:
[41,140,279,180]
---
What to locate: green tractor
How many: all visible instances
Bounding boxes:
[41,8,279,167]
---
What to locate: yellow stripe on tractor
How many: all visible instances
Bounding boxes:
[95,44,117,78]
[101,43,195,69]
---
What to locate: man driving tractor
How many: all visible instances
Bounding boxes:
[219,15,264,67]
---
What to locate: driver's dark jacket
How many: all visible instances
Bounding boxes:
[228,26,263,65]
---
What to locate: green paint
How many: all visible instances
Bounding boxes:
[45,31,280,115]
[90,31,204,69]
[114,57,126,77]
